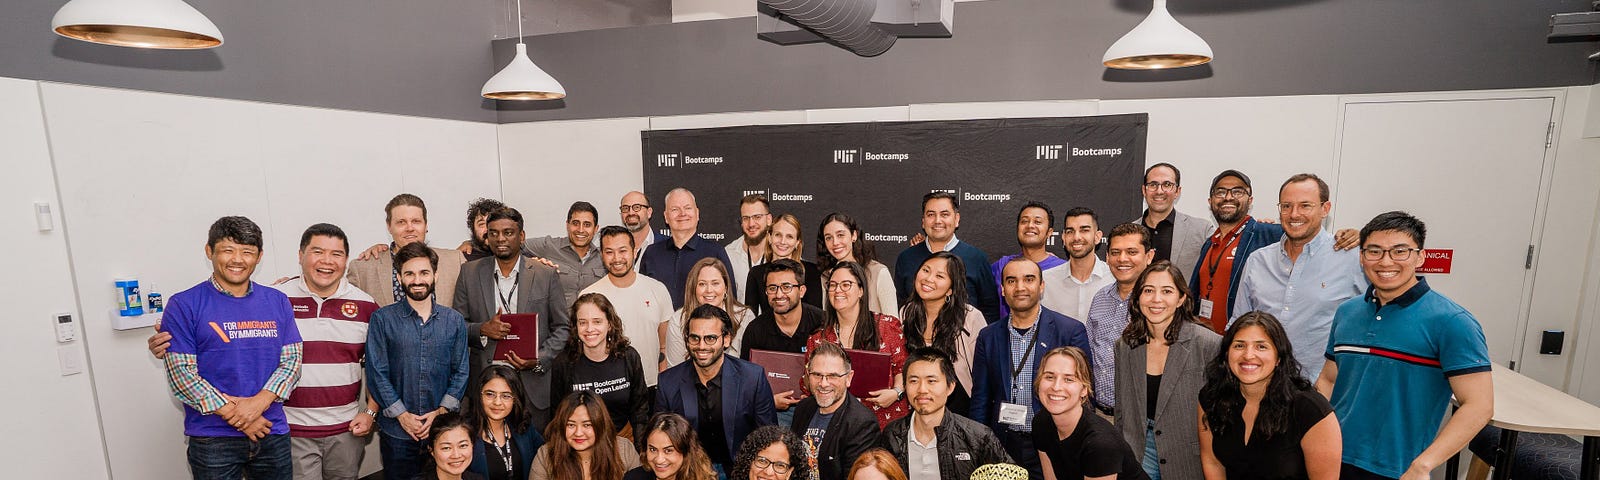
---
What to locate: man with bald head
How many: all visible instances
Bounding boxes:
[619,190,671,271]
[638,188,735,309]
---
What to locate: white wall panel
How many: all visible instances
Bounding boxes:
[497,117,652,237]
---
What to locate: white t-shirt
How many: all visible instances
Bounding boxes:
[1038,258,1113,322]
[663,305,754,368]
[580,274,675,386]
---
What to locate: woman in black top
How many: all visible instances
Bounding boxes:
[1033,346,1148,480]
[624,412,719,480]
[745,214,824,316]
[1198,311,1341,480]
[551,292,651,440]
[464,365,545,480]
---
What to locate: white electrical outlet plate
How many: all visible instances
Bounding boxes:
[58,345,84,376]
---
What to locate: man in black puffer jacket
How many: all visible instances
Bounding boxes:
[878,347,1011,480]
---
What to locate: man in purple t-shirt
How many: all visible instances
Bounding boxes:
[162,216,304,480]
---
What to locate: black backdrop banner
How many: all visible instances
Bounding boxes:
[641,114,1148,269]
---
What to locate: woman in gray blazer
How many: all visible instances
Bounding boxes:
[1114,261,1222,480]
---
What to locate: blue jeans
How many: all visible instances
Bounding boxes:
[378,433,427,480]
[186,433,292,480]
[1143,420,1162,480]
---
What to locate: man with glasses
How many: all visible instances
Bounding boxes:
[789,341,881,480]
[1233,173,1365,380]
[640,187,736,309]
[581,226,676,385]
[619,190,671,271]
[522,201,604,308]
[726,194,773,303]
[1133,163,1213,282]
[739,259,825,420]
[1318,211,1492,480]
[880,347,1012,480]
[656,304,777,475]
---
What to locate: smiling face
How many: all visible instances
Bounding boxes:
[645,431,684,479]
[387,205,428,247]
[686,316,730,369]
[827,267,864,312]
[922,197,960,244]
[564,405,595,452]
[664,190,699,234]
[1361,229,1424,301]
[1227,325,1278,387]
[1107,233,1153,286]
[1137,270,1184,327]
[1278,179,1330,245]
[764,269,803,316]
[430,426,473,475]
[600,232,635,278]
[821,220,856,262]
[1016,206,1051,249]
[299,235,347,293]
[913,257,954,302]
[769,220,800,259]
[208,238,262,290]
[486,218,524,261]
[399,256,436,302]
[1142,165,1181,215]
[575,302,610,352]
[1209,175,1253,225]
[620,191,653,232]
[806,353,852,412]
[1060,214,1101,260]
[904,359,954,416]
[1001,259,1043,313]
[1036,353,1089,416]
[566,210,597,249]
[480,377,515,423]
[751,442,793,480]
[694,265,727,307]
[740,202,772,243]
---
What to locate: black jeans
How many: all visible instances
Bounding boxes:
[997,426,1044,480]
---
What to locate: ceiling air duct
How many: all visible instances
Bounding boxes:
[757,0,921,57]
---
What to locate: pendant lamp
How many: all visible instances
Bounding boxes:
[1102,0,1211,70]
[482,0,565,100]
[52,0,223,49]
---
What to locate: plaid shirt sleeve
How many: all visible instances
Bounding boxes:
[164,352,228,413]
[262,342,303,402]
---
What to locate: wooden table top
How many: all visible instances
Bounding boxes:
[1484,364,1600,437]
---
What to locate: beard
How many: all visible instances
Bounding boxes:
[405,282,435,301]
[691,347,722,368]
[1211,201,1249,224]
[623,216,647,232]
[814,390,841,409]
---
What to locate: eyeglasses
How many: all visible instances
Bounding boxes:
[753,455,792,474]
[1277,202,1325,214]
[686,333,722,345]
[1361,246,1422,261]
[807,371,849,382]
[1143,181,1177,192]
[826,280,857,292]
[481,391,516,402]
[765,283,799,294]
[740,213,769,223]
[619,204,649,213]
[1210,187,1250,199]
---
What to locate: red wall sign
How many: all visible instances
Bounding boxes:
[1418,248,1453,274]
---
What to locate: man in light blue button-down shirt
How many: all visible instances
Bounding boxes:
[1232,174,1366,381]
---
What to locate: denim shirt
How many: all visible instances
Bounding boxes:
[365,299,470,439]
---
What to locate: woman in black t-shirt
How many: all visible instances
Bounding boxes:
[551,292,651,440]
[1033,346,1148,480]
[1198,312,1341,480]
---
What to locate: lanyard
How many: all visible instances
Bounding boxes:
[496,272,519,314]
[1203,224,1246,293]
[1010,323,1042,384]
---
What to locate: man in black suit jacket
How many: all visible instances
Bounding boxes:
[790,341,880,480]
[655,304,776,471]
[453,207,571,430]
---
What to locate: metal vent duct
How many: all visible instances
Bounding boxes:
[758,0,896,56]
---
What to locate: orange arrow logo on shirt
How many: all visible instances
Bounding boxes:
[208,322,231,343]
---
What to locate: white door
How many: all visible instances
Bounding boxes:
[1333,96,1556,379]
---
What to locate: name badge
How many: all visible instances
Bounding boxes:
[998,402,1028,425]
[1198,299,1215,319]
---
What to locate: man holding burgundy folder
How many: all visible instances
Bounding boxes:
[454,207,572,431]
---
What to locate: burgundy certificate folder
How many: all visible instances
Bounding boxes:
[492,313,539,360]
[750,349,807,394]
[846,349,893,398]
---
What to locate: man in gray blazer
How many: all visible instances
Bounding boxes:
[453,206,571,430]
[1134,163,1214,283]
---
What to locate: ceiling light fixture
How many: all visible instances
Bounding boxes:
[481,0,565,100]
[1102,0,1212,70]
[52,0,223,49]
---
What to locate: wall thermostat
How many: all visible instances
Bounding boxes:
[55,313,76,343]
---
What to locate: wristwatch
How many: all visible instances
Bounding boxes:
[363,408,377,417]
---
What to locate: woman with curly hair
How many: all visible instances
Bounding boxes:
[624,413,718,480]
[551,292,650,439]
[1198,311,1340,480]
[529,391,641,480]
[731,425,810,480]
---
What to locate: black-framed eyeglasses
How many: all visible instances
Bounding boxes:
[619,204,649,213]
[765,283,799,294]
[1361,246,1422,261]
[686,333,722,345]
[1143,181,1177,192]
[753,455,792,474]
[826,280,857,292]
[1210,187,1250,199]
[807,371,848,382]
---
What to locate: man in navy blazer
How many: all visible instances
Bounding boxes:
[654,304,777,473]
[971,258,1091,480]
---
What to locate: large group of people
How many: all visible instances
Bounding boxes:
[148,163,1493,480]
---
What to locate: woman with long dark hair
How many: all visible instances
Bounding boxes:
[665,257,755,365]
[1197,311,1341,480]
[1113,261,1221,480]
[897,251,986,415]
[529,391,642,480]
[807,261,908,427]
[745,213,825,315]
[623,413,718,480]
[551,292,650,440]
[730,425,811,480]
[464,365,545,480]
[816,213,896,314]
[418,412,481,480]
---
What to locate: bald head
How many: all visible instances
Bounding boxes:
[619,191,652,232]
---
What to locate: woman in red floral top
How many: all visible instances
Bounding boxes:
[806,261,909,427]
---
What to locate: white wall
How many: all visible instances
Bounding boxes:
[0,78,112,480]
[37,82,500,479]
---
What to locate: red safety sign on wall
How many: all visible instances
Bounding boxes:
[1418,248,1453,274]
